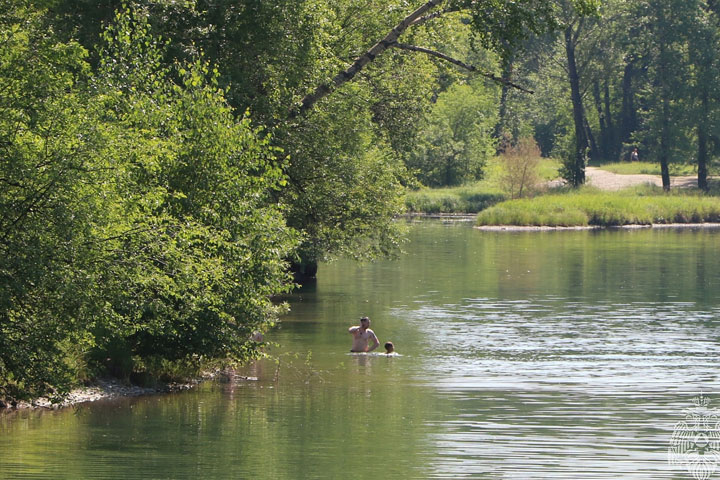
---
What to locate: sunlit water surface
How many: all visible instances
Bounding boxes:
[3,221,720,479]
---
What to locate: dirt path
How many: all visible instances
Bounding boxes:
[584,166,699,191]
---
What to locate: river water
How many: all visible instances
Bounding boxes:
[2,221,720,479]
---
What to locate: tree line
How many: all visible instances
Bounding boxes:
[497,0,720,190]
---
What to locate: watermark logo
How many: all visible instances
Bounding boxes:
[669,393,720,480]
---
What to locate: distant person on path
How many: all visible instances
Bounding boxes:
[630,148,639,162]
[349,316,380,353]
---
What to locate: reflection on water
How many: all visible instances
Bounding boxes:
[2,222,720,479]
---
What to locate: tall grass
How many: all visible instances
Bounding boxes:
[476,186,720,227]
[404,183,505,214]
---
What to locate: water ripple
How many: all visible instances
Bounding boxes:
[393,298,720,478]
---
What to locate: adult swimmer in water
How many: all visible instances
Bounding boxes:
[349,316,380,353]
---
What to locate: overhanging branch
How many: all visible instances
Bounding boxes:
[289,0,446,118]
[391,43,534,94]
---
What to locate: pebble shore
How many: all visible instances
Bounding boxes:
[0,378,199,411]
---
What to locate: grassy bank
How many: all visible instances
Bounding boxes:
[404,183,505,214]
[405,157,561,213]
[476,186,720,227]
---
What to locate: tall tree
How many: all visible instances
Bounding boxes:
[634,0,698,190]
[563,18,589,186]
[688,2,720,190]
[39,0,600,275]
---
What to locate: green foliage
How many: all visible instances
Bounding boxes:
[151,0,419,268]
[0,0,99,401]
[459,0,566,57]
[279,86,407,264]
[89,6,298,372]
[404,156,560,213]
[408,83,498,187]
[0,4,297,401]
[559,145,589,187]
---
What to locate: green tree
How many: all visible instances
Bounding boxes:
[88,6,298,373]
[633,0,698,190]
[408,83,498,186]
[688,2,720,189]
[0,0,103,400]
[0,3,297,401]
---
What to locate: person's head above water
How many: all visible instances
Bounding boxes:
[360,316,370,329]
[384,341,394,353]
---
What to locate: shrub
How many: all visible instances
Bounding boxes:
[500,137,543,199]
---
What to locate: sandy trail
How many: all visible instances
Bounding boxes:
[584,166,701,191]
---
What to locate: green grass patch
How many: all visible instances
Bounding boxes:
[595,161,696,176]
[476,187,720,227]
[404,183,506,213]
[536,157,563,180]
[405,157,561,214]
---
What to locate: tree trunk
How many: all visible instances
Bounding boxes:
[565,25,587,186]
[584,116,600,161]
[657,11,670,191]
[619,59,637,155]
[494,57,514,144]
[659,101,670,191]
[603,82,616,158]
[698,89,709,190]
[592,80,608,160]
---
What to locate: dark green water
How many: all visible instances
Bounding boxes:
[3,221,720,479]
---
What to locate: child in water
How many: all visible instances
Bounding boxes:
[384,341,398,356]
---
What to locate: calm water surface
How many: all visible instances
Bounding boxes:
[3,221,720,479]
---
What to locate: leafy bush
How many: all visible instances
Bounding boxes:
[405,183,506,214]
[407,83,498,187]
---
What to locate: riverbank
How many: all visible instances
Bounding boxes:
[477,222,720,231]
[0,370,260,411]
[476,190,720,227]
[0,378,198,411]
[405,166,718,217]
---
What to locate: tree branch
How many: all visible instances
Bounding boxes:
[289,0,446,118]
[391,43,534,94]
